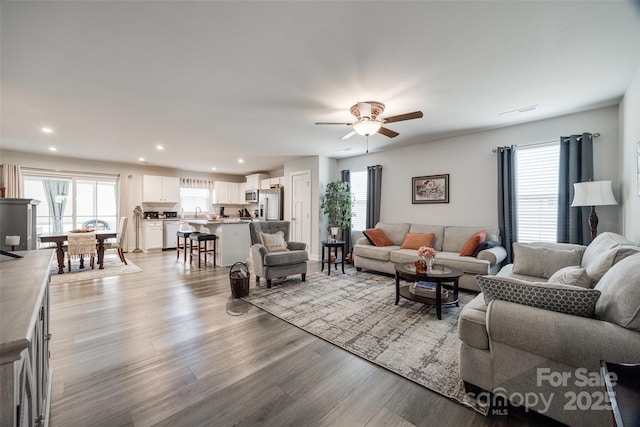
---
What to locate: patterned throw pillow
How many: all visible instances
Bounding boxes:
[459,230,487,256]
[260,231,289,252]
[477,275,601,318]
[548,266,592,289]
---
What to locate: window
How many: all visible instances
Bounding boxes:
[23,171,119,234]
[180,188,210,214]
[516,142,560,243]
[350,169,368,231]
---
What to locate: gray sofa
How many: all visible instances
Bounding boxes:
[458,232,640,426]
[353,222,507,291]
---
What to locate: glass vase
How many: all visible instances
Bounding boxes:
[423,256,435,270]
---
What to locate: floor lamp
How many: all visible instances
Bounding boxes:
[571,180,618,241]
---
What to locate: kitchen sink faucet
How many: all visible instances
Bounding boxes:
[194,206,201,218]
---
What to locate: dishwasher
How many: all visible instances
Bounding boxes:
[163,220,181,250]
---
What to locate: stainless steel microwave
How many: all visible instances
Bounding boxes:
[245,189,258,203]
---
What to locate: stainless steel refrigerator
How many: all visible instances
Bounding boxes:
[258,188,283,221]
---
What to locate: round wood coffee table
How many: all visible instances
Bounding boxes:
[394,262,463,319]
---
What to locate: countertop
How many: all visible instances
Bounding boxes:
[1,249,53,362]
[186,218,257,225]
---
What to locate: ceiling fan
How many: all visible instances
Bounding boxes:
[315,101,423,140]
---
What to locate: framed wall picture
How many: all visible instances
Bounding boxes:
[412,174,449,204]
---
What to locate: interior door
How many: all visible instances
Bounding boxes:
[291,171,311,251]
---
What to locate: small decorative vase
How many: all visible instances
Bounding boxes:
[423,256,435,270]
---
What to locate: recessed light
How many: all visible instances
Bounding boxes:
[139,157,145,162]
[499,105,540,117]
[41,127,54,134]
[156,145,164,150]
[238,159,244,164]
[211,167,217,171]
[48,147,57,152]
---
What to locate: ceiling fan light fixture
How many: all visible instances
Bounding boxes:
[353,119,381,136]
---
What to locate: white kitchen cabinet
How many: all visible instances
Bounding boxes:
[239,182,248,205]
[212,181,230,204]
[229,182,240,204]
[141,220,163,251]
[274,176,285,188]
[213,181,242,204]
[143,175,180,203]
[245,174,268,190]
[261,176,285,189]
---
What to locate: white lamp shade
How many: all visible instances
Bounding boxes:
[571,180,618,207]
[353,119,382,136]
[5,235,20,246]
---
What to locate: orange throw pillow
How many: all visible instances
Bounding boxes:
[363,228,394,247]
[459,230,487,256]
[401,232,436,250]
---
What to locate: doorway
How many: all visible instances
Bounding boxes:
[290,170,311,251]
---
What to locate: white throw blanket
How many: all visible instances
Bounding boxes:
[68,232,97,258]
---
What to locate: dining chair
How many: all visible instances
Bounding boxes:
[67,231,97,271]
[103,217,128,264]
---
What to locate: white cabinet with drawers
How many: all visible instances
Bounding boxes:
[142,220,163,251]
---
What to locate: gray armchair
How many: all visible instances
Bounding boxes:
[249,221,308,288]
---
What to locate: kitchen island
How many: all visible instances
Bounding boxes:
[186,219,253,267]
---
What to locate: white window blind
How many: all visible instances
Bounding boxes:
[180,188,210,214]
[350,169,367,231]
[180,178,213,214]
[516,142,560,243]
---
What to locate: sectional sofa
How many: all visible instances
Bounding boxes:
[353,222,507,291]
[458,232,640,426]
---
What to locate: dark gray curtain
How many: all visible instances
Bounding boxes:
[557,133,594,244]
[340,169,352,258]
[43,179,70,233]
[366,165,382,228]
[497,146,518,264]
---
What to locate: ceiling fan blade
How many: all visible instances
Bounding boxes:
[340,130,356,140]
[383,111,423,123]
[358,102,372,119]
[377,127,399,138]
[315,122,353,125]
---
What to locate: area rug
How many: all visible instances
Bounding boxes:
[243,269,487,415]
[49,254,142,284]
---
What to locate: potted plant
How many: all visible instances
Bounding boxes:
[321,181,354,240]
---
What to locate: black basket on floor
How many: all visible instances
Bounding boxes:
[229,262,250,298]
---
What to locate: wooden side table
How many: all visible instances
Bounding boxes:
[394,262,462,320]
[321,240,345,275]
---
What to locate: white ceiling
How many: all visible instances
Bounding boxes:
[2,1,640,175]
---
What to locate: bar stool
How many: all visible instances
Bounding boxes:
[176,230,193,262]
[189,233,217,268]
[177,223,195,262]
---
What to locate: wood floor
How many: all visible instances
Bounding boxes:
[48,250,561,427]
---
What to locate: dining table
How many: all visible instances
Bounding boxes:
[39,231,118,274]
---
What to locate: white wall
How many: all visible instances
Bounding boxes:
[619,65,640,244]
[337,106,621,238]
